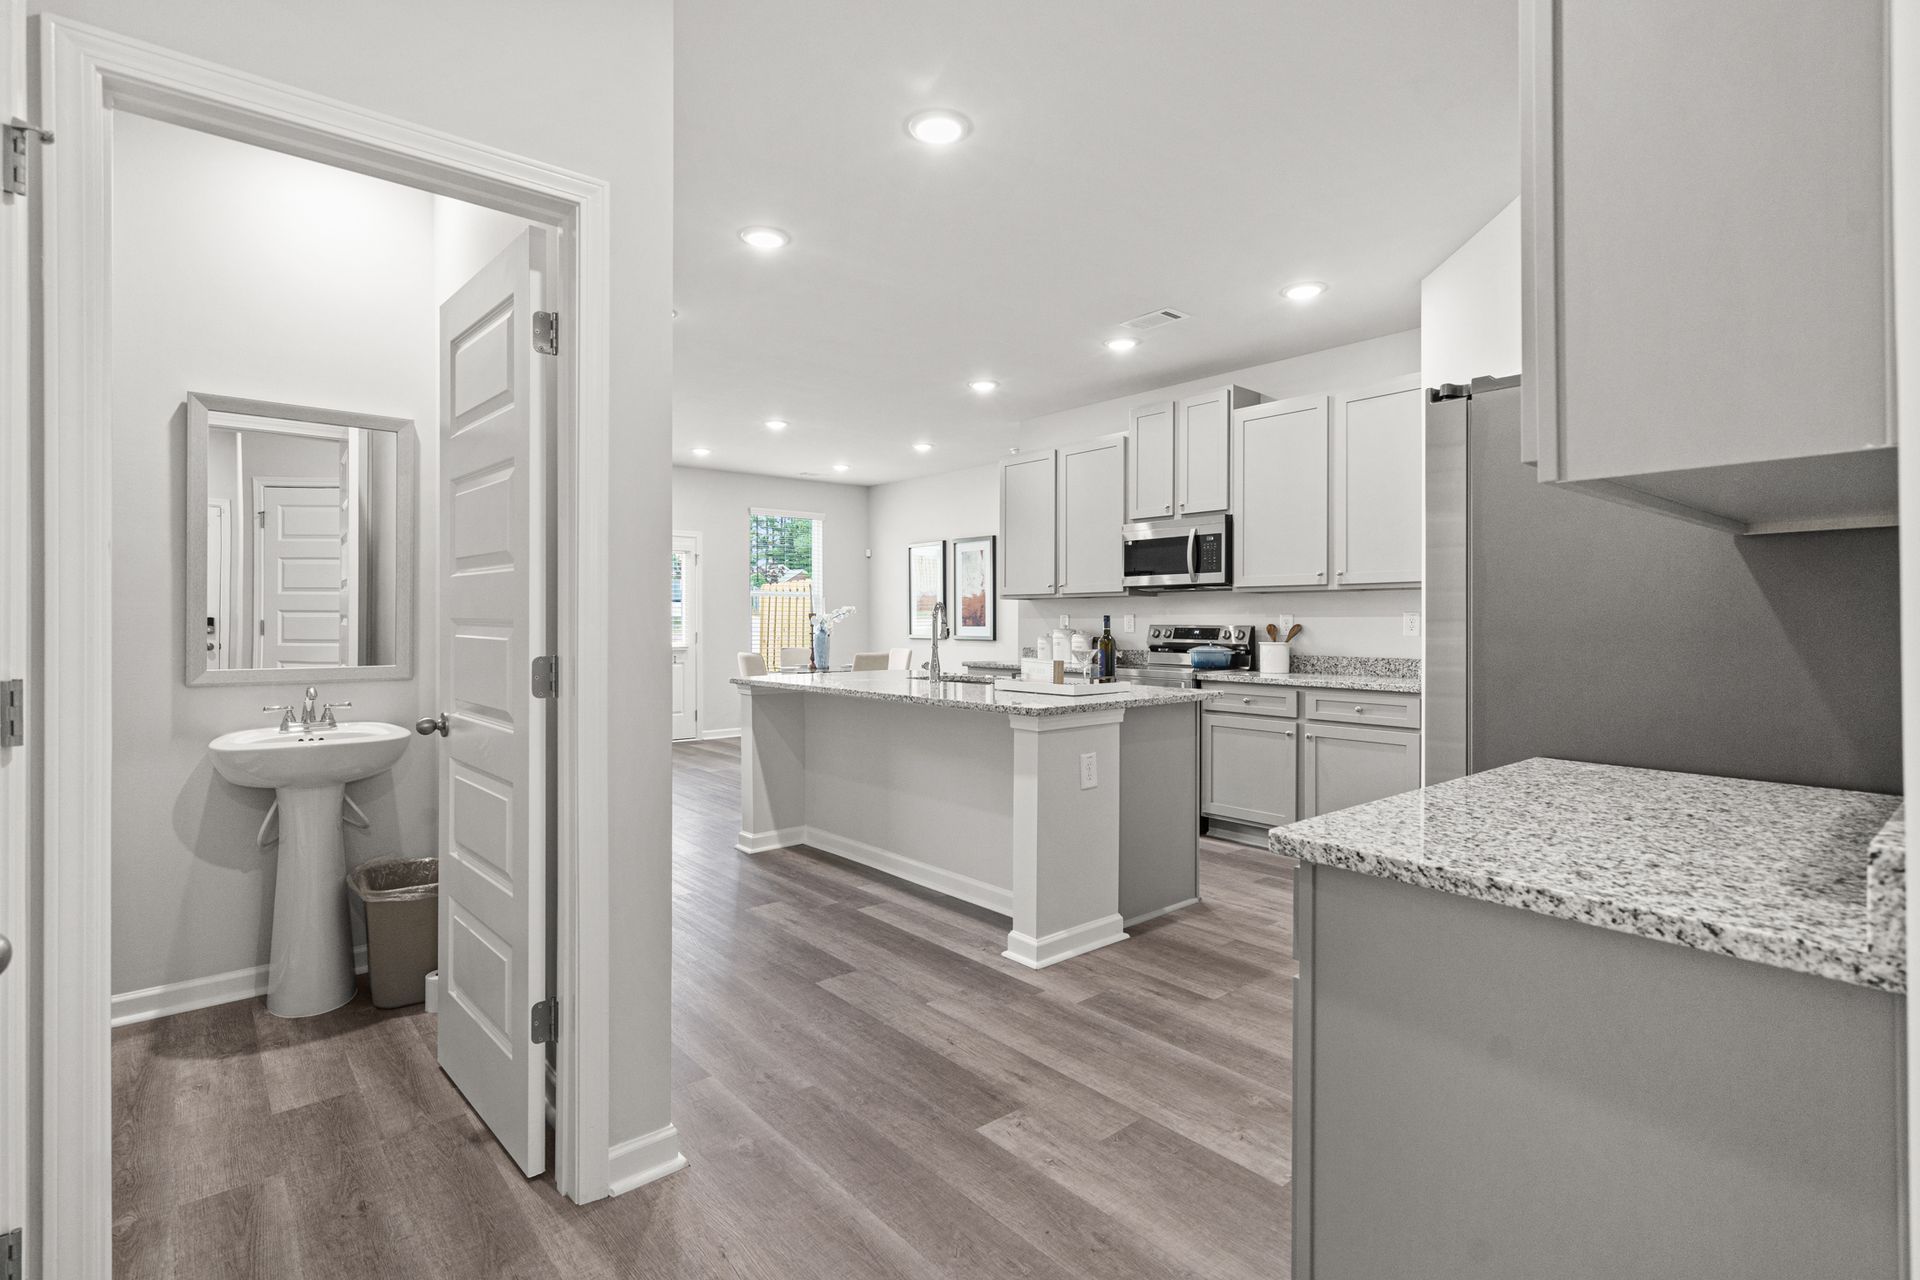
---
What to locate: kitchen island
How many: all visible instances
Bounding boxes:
[1274,758,1904,1280]
[733,670,1213,967]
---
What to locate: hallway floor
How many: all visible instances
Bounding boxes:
[113,737,1295,1278]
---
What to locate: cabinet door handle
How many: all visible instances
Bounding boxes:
[1242,697,1254,704]
[1353,705,1365,714]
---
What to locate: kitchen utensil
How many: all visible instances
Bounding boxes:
[1266,623,1280,642]
[1284,623,1303,643]
[1188,645,1234,671]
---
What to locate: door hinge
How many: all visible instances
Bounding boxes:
[3,1226,22,1280]
[531,654,558,698]
[0,680,21,749]
[531,997,559,1044]
[1428,383,1472,402]
[4,120,53,198]
[256,509,266,527]
[533,310,559,356]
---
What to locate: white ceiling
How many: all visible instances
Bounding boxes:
[674,0,1518,485]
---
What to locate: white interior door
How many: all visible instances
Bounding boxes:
[255,477,344,667]
[671,533,698,740]
[1,0,29,1258]
[436,227,552,1177]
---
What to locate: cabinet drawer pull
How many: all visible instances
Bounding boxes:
[1243,697,1254,704]
[1353,705,1365,713]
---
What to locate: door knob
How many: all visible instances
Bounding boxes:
[0,933,11,976]
[416,714,450,737]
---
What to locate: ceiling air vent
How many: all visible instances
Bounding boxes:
[1119,308,1190,332]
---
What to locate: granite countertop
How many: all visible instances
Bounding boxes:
[961,659,1023,672]
[1194,670,1421,694]
[732,670,1212,718]
[1271,757,1905,992]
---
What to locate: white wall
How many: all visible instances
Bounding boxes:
[39,0,674,1184]
[867,462,1017,667]
[867,330,1426,663]
[672,467,871,734]
[110,114,441,998]
[432,196,531,305]
[1420,198,1521,385]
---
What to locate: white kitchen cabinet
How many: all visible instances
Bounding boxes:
[1126,401,1176,522]
[1128,386,1262,524]
[1000,449,1058,597]
[1521,0,1893,533]
[1056,434,1126,595]
[1201,712,1297,827]
[1178,386,1261,516]
[1300,721,1421,820]
[1332,376,1423,588]
[1232,394,1330,590]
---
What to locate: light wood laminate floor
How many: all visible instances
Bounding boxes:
[113,736,1296,1278]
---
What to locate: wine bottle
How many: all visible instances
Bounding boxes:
[1096,615,1117,683]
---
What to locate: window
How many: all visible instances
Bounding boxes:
[748,509,824,664]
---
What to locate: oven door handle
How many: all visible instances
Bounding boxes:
[1186,528,1197,581]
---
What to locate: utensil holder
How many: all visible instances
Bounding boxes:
[1258,641,1291,674]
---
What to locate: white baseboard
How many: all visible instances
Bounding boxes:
[697,727,741,741]
[1003,914,1129,969]
[801,825,1014,917]
[608,1123,688,1196]
[111,945,369,1027]
[736,825,806,855]
[1125,896,1200,928]
[424,968,440,1014]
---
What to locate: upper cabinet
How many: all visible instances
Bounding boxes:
[1521,0,1894,533]
[1127,401,1176,521]
[1233,394,1330,589]
[1000,448,1058,598]
[1057,434,1126,595]
[1127,386,1262,523]
[1333,376,1423,587]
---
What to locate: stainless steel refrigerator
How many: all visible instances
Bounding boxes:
[1421,374,1900,794]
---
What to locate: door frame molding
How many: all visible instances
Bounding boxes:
[35,17,625,1273]
[672,529,701,741]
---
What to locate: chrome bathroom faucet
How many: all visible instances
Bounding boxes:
[262,686,351,733]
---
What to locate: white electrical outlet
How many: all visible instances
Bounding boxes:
[1059,613,1071,628]
[1079,752,1098,790]
[1122,614,1135,633]
[1403,612,1422,637]
[1279,613,1295,633]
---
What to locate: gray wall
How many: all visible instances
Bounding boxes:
[1469,388,1901,793]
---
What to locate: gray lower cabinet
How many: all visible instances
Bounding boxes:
[1300,721,1420,820]
[1201,712,1298,826]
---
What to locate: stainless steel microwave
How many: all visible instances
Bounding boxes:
[1122,517,1231,589]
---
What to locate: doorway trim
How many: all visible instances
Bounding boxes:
[36,17,622,1273]
[672,529,701,741]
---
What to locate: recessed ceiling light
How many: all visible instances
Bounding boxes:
[1105,337,1140,353]
[738,226,790,250]
[968,379,999,394]
[764,419,789,431]
[906,109,971,146]
[1282,281,1327,302]
[691,447,712,458]
[913,442,933,453]
[832,463,850,473]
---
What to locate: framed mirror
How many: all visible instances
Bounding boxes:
[185,392,417,685]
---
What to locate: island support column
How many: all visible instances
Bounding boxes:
[736,684,806,853]
[1003,707,1129,968]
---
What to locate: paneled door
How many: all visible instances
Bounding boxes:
[255,477,344,667]
[671,533,698,740]
[436,227,554,1177]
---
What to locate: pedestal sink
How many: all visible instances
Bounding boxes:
[209,721,410,1017]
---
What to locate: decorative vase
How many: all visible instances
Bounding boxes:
[812,623,831,671]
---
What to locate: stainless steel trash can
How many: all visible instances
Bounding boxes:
[347,857,439,1009]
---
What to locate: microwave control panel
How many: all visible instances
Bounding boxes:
[1195,533,1223,573]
